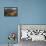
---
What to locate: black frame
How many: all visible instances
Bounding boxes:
[4,7,18,17]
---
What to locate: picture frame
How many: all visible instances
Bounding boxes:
[4,7,18,16]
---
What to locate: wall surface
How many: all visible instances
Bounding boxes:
[0,0,46,45]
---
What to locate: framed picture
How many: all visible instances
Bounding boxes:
[4,7,18,16]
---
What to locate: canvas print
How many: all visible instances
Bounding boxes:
[4,7,18,16]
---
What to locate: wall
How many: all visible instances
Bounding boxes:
[0,0,46,44]
[20,0,46,24]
